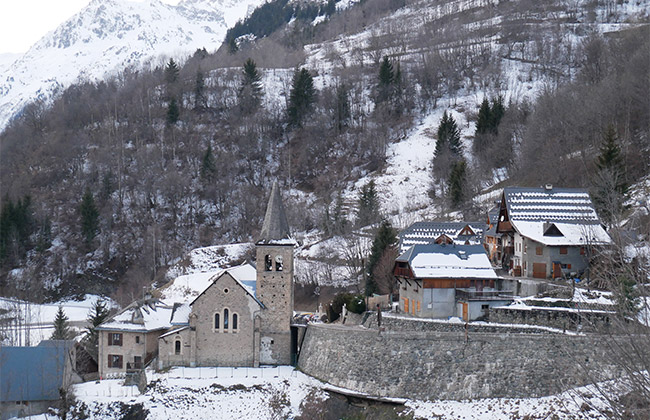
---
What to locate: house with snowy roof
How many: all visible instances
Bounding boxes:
[398,221,486,253]
[496,185,612,279]
[394,244,513,321]
[96,299,174,378]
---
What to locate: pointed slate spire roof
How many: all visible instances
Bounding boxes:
[257,181,294,245]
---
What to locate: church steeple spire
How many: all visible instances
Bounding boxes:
[257,181,292,244]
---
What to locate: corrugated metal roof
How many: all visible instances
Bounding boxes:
[398,221,486,251]
[0,341,73,402]
[503,186,601,223]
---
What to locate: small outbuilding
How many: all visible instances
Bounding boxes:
[0,340,81,420]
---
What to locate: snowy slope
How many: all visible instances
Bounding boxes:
[0,0,263,131]
[22,366,623,419]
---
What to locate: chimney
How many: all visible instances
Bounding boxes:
[544,184,553,191]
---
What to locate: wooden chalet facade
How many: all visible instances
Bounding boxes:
[496,185,612,279]
[394,244,513,321]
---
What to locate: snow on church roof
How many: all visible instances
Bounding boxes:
[397,244,498,279]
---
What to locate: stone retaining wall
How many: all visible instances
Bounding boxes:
[298,322,628,400]
[363,312,563,334]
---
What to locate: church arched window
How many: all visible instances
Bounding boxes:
[223,308,229,330]
[275,255,283,271]
[232,313,238,331]
[265,255,272,271]
[214,312,220,330]
[175,339,181,355]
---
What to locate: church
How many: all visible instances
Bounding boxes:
[96,182,296,377]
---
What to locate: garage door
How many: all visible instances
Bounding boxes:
[532,262,546,279]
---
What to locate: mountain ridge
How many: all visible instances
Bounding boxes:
[0,0,264,131]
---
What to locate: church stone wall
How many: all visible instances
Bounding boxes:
[256,245,294,365]
[191,273,259,366]
[298,322,631,400]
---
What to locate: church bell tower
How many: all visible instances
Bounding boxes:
[256,181,295,365]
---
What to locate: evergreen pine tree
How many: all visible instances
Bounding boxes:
[476,97,491,135]
[239,58,264,113]
[376,56,395,105]
[200,144,217,182]
[165,58,180,84]
[166,97,180,125]
[437,111,463,157]
[287,68,316,127]
[83,299,110,360]
[334,83,350,132]
[51,306,72,340]
[0,197,15,263]
[490,95,505,133]
[356,180,381,227]
[80,188,99,247]
[592,124,629,226]
[366,220,397,296]
[448,159,467,208]
[194,69,206,110]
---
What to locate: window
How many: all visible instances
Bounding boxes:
[133,356,142,369]
[580,247,585,255]
[264,255,272,271]
[214,313,220,330]
[560,247,568,255]
[108,354,123,368]
[524,244,527,254]
[232,313,238,330]
[175,339,181,355]
[135,335,140,344]
[108,333,123,346]
[536,247,543,256]
[223,308,229,330]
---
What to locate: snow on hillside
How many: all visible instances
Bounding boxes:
[0,0,264,131]
[164,242,253,280]
[301,0,648,227]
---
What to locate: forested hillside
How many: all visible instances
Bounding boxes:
[0,0,648,304]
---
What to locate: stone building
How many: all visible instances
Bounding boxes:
[496,185,612,278]
[96,300,173,378]
[98,181,296,372]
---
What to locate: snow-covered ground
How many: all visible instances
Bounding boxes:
[21,366,626,420]
[0,294,110,346]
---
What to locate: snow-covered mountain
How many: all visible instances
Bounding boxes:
[0,0,263,132]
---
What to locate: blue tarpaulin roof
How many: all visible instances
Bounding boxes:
[0,340,72,402]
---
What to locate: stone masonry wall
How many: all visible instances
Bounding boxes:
[298,322,629,400]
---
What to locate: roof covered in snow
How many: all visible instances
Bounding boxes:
[396,244,498,279]
[97,300,174,332]
[502,186,611,246]
[398,221,486,251]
